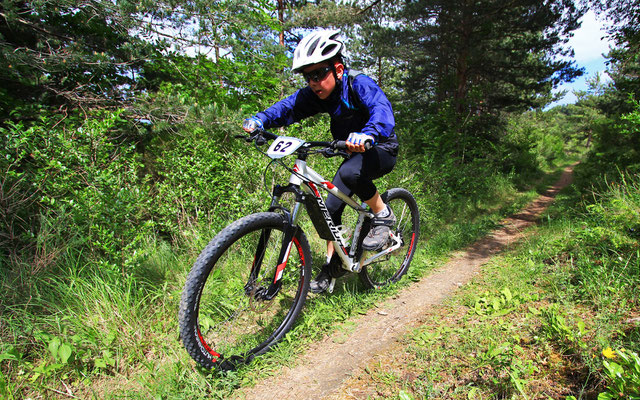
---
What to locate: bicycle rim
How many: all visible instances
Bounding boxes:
[180,213,310,370]
[359,189,419,289]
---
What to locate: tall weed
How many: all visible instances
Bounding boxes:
[530,170,640,397]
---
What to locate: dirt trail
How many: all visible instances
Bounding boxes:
[236,166,575,400]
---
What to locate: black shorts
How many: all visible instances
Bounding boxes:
[325,146,397,224]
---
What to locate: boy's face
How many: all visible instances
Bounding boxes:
[303,62,344,100]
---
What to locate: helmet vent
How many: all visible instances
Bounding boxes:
[322,44,337,56]
[307,38,321,56]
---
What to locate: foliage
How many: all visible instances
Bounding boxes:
[284,0,361,30]
[472,287,536,316]
[0,112,149,269]
[0,0,157,119]
[534,169,640,396]
[599,348,640,399]
[391,0,583,116]
[575,97,640,190]
[0,0,288,125]
[148,124,269,240]
[589,0,640,112]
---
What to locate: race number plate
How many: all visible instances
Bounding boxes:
[266,136,305,159]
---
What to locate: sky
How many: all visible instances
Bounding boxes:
[551,10,614,106]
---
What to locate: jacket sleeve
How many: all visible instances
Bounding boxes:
[256,87,321,129]
[352,75,395,141]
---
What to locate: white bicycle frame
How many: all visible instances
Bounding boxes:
[266,136,403,275]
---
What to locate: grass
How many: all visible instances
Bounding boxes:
[0,159,577,399]
[337,168,640,399]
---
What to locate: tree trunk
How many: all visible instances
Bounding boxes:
[454,1,472,117]
[278,0,285,46]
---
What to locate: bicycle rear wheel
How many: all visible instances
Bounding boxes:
[359,188,420,289]
[179,212,311,370]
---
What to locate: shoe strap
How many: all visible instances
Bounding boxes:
[371,216,395,227]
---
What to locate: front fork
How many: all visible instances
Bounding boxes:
[246,185,304,301]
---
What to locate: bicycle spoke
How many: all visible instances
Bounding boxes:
[180,213,311,369]
[359,189,419,289]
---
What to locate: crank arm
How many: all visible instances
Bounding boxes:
[360,233,403,268]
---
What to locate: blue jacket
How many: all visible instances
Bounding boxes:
[256,69,398,155]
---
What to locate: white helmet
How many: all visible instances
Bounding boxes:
[292,29,344,72]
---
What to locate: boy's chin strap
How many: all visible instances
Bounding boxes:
[331,65,340,84]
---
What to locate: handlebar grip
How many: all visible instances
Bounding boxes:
[364,139,373,150]
[334,140,373,150]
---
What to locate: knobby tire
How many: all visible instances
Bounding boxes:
[359,188,420,289]
[179,212,311,370]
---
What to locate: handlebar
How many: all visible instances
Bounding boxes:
[236,129,372,154]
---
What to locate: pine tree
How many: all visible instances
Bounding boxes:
[392,0,584,116]
[589,0,640,112]
[0,0,155,119]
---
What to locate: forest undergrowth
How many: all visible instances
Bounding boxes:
[0,116,572,399]
[2,105,638,399]
[0,154,575,400]
[350,166,640,400]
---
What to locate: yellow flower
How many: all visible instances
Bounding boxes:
[602,347,616,359]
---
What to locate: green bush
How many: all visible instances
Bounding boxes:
[599,348,640,399]
[576,98,640,190]
[1,112,152,274]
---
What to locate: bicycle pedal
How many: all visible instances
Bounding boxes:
[327,278,336,293]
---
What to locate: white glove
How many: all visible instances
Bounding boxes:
[346,132,375,147]
[242,116,264,133]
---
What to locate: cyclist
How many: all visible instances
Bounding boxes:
[243,29,399,293]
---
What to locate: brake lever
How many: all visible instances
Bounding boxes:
[237,132,267,145]
[321,148,349,158]
[321,148,335,158]
[255,135,268,146]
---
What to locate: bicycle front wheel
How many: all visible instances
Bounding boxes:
[359,188,420,289]
[179,212,312,370]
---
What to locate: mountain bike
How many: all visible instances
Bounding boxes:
[178,129,420,371]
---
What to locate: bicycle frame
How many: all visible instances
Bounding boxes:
[267,141,405,278]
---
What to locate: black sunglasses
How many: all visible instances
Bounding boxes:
[302,66,333,83]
